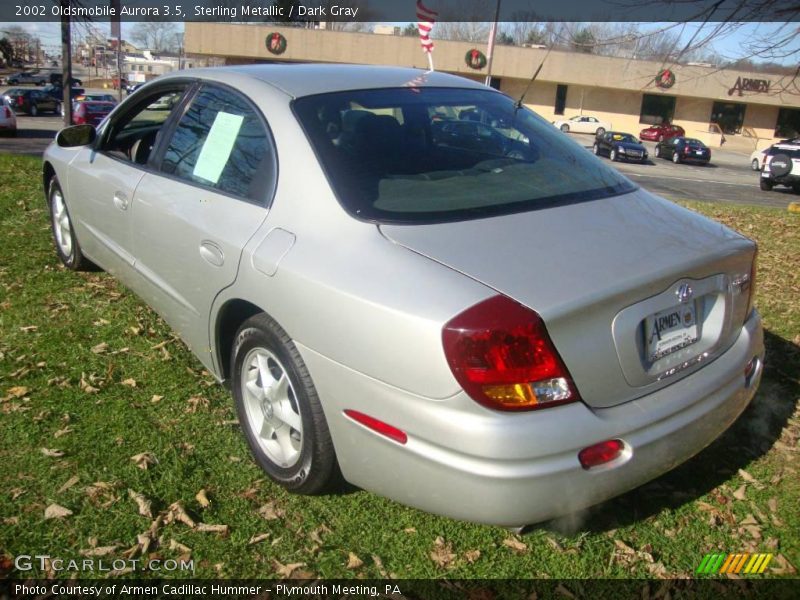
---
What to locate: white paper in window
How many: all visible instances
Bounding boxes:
[193,111,244,184]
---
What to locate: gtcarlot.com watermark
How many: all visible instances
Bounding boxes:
[14,554,194,574]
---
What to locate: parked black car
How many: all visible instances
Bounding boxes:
[43,86,85,114]
[654,137,711,165]
[48,73,83,87]
[592,131,648,163]
[6,71,48,85]
[6,89,60,116]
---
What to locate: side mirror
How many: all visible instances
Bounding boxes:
[56,124,96,148]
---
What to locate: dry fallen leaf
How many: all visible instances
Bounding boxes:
[767,497,778,513]
[272,560,305,578]
[91,342,109,354]
[79,373,99,394]
[195,489,210,508]
[151,395,164,403]
[164,502,196,528]
[258,502,285,520]
[186,396,209,413]
[5,386,29,399]
[44,504,73,519]
[430,536,456,568]
[503,537,528,554]
[54,426,73,438]
[121,378,137,388]
[729,484,746,501]
[248,533,270,545]
[464,549,481,564]
[403,527,417,534]
[346,552,364,569]
[41,448,65,458]
[57,475,80,493]
[80,546,117,557]
[128,489,153,518]
[130,452,158,470]
[372,554,389,578]
[196,523,229,535]
[168,539,192,555]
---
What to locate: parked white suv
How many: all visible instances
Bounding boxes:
[760,140,800,193]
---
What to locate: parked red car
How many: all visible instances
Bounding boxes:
[639,123,685,142]
[72,101,115,126]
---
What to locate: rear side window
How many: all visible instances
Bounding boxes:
[769,146,800,158]
[161,85,275,202]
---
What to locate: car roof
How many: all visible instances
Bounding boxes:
[160,63,489,98]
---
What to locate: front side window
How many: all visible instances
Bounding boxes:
[293,87,635,224]
[161,85,274,201]
[102,88,189,165]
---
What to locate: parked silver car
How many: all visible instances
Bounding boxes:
[42,65,763,527]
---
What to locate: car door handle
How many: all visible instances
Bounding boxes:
[199,240,224,267]
[112,192,129,211]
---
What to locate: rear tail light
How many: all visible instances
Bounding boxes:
[16,96,23,107]
[683,146,691,154]
[2,106,11,118]
[442,295,581,411]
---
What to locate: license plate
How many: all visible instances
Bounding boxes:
[695,150,704,155]
[645,303,698,362]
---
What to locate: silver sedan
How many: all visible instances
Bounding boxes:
[42,65,763,527]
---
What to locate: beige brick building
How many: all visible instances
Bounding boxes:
[185,23,800,151]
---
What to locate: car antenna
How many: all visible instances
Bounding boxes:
[515,43,554,111]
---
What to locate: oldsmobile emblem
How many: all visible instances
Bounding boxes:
[676,283,693,303]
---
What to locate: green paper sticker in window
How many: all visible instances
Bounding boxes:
[193,112,244,184]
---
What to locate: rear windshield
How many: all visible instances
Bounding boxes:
[293,87,635,224]
[684,138,704,146]
[85,103,112,114]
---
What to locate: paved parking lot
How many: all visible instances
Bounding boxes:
[0,90,796,210]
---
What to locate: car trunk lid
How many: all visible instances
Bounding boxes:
[380,188,755,408]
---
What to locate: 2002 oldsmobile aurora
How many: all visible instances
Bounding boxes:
[42,65,763,526]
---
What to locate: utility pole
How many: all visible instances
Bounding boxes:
[60,1,72,126]
[484,0,501,87]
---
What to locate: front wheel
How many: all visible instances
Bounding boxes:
[30,104,38,117]
[232,313,341,494]
[654,146,661,158]
[610,149,617,161]
[48,177,94,270]
[759,178,773,191]
[592,144,599,155]
[751,158,761,171]
[672,152,681,164]
[560,124,569,133]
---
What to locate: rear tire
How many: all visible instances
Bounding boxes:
[592,143,599,155]
[48,177,95,271]
[30,104,38,117]
[759,178,773,191]
[231,313,341,495]
[610,149,617,161]
[654,145,661,158]
[560,124,569,133]
[672,152,681,164]
[751,158,760,171]
[596,127,605,137]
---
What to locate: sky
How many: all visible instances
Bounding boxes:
[1,20,798,66]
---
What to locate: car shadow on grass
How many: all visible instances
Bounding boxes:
[540,328,798,535]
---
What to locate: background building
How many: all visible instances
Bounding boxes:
[185,23,800,151]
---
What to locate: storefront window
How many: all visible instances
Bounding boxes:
[775,108,800,138]
[710,101,746,135]
[640,94,676,125]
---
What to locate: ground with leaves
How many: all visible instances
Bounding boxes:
[0,155,798,579]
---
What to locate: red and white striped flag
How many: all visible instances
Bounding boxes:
[416,0,437,55]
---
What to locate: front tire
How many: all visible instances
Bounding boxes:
[560,124,569,133]
[610,149,617,161]
[751,158,761,171]
[48,177,94,271]
[232,313,340,495]
[30,104,38,117]
[592,143,599,155]
[654,145,661,158]
[672,152,681,164]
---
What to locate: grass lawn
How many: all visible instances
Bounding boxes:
[0,154,798,581]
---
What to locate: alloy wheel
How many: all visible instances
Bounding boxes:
[51,188,73,259]
[240,347,303,468]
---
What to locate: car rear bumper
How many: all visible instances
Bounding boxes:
[299,311,764,526]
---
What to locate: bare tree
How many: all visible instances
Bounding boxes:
[130,21,179,52]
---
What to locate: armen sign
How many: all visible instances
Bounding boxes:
[728,76,770,96]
